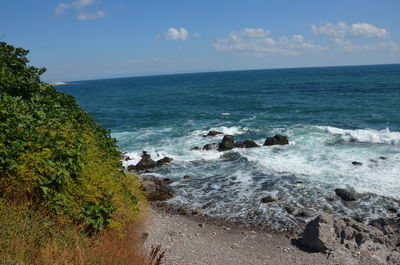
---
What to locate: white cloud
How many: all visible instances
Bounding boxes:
[312,22,389,38]
[72,0,94,8]
[165,28,190,41]
[213,28,324,56]
[54,3,70,14]
[77,10,106,20]
[55,0,105,20]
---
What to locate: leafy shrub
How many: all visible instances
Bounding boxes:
[0,41,141,234]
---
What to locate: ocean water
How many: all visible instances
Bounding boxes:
[59,64,400,230]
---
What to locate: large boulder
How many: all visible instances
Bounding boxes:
[234,140,260,148]
[141,176,174,201]
[334,188,358,201]
[218,135,235,151]
[135,151,157,170]
[301,214,398,264]
[263,134,289,146]
[203,130,223,137]
[156,156,173,167]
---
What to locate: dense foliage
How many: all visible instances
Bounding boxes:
[0,42,140,235]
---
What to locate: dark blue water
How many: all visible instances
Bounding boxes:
[59,64,400,229]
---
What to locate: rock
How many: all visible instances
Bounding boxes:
[141,176,174,201]
[198,223,204,228]
[135,151,157,170]
[335,188,358,201]
[284,205,295,214]
[234,140,260,148]
[203,143,217,151]
[124,156,131,161]
[218,135,235,151]
[183,175,192,180]
[295,209,314,218]
[156,156,173,167]
[203,130,223,137]
[190,146,200,150]
[301,214,398,263]
[369,159,378,163]
[388,208,398,214]
[127,164,136,171]
[379,156,388,160]
[351,161,362,166]
[263,134,289,146]
[261,196,278,203]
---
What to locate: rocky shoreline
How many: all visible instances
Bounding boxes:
[125,131,400,264]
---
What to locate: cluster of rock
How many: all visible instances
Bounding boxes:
[301,214,400,264]
[141,176,174,201]
[194,131,289,152]
[127,151,173,171]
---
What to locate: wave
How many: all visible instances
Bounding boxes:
[315,126,400,145]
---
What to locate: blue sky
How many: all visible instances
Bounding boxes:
[1,0,400,81]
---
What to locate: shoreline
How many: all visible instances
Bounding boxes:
[144,204,380,265]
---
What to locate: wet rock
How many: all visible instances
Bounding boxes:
[203,143,217,151]
[136,151,157,170]
[388,207,398,214]
[234,140,260,148]
[183,175,192,180]
[156,156,173,167]
[261,196,278,203]
[190,146,200,150]
[284,205,295,214]
[141,176,174,201]
[124,156,131,161]
[295,209,314,218]
[380,156,388,160]
[335,188,358,201]
[218,135,235,151]
[203,130,223,137]
[127,164,136,171]
[351,161,362,166]
[263,134,289,146]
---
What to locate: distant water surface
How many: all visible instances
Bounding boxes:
[59,64,400,229]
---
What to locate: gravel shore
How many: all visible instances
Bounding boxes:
[144,207,379,265]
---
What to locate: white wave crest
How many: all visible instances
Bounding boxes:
[316,126,400,145]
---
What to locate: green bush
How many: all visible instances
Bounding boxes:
[0,42,140,234]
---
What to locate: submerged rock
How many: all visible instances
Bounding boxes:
[261,196,278,203]
[263,134,289,146]
[203,130,223,137]
[183,175,192,180]
[218,135,235,151]
[334,188,358,201]
[190,146,200,150]
[203,143,217,151]
[141,176,174,201]
[234,140,260,148]
[351,161,363,166]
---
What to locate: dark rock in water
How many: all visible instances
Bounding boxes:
[156,156,173,167]
[190,146,200,150]
[183,175,192,180]
[351,161,362,166]
[203,130,223,137]
[124,156,131,161]
[234,140,260,148]
[261,196,278,203]
[295,209,314,218]
[163,178,173,184]
[369,159,378,163]
[136,151,157,170]
[127,164,136,171]
[263,134,289,146]
[335,188,358,201]
[203,143,217,151]
[141,176,174,201]
[218,135,235,151]
[388,207,398,214]
[284,205,295,214]
[380,156,388,160]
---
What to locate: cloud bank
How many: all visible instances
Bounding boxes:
[55,0,106,20]
[213,28,325,56]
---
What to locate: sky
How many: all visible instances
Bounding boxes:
[1,0,400,81]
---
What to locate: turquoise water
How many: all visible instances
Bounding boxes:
[59,64,400,229]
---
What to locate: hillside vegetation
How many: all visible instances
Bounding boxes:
[0,42,149,264]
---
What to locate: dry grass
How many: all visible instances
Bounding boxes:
[0,202,165,265]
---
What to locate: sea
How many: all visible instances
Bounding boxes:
[58,64,400,230]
